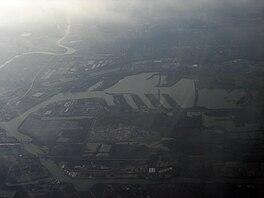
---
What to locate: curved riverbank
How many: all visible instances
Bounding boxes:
[0,17,80,188]
[0,17,75,70]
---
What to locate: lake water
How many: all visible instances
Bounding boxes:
[105,72,195,108]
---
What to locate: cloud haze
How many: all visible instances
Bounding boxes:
[0,0,263,28]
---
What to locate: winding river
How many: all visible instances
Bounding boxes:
[0,17,76,70]
[0,17,151,191]
[0,17,83,188]
[0,16,249,190]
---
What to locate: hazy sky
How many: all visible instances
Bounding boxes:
[0,0,263,29]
